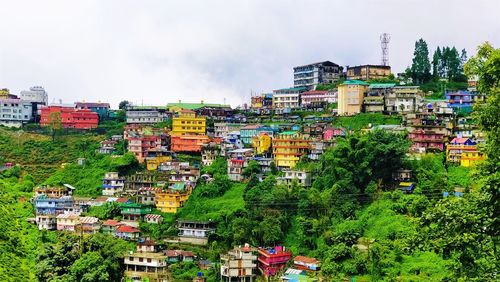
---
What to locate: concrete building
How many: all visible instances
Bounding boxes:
[257,246,292,277]
[364,84,395,113]
[102,172,125,196]
[300,90,337,109]
[126,106,166,124]
[272,132,311,169]
[75,102,110,120]
[177,220,215,245]
[201,142,220,166]
[337,80,369,115]
[20,86,48,120]
[272,87,307,113]
[155,185,193,213]
[124,252,169,282]
[171,109,206,136]
[0,97,33,127]
[221,244,257,282]
[346,65,391,81]
[40,106,98,129]
[293,61,343,90]
[277,170,312,187]
[385,86,424,114]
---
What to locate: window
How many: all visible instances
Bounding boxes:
[139,258,143,262]
[147,258,152,263]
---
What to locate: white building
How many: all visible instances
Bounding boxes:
[0,97,33,127]
[124,252,169,282]
[293,61,343,90]
[300,90,337,108]
[221,245,257,281]
[177,220,215,245]
[20,86,48,105]
[277,170,312,187]
[102,172,125,196]
[272,87,307,113]
[126,107,166,124]
[385,86,424,114]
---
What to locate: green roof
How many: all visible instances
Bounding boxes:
[171,182,186,190]
[166,102,229,110]
[369,83,396,89]
[342,80,370,85]
[280,130,299,135]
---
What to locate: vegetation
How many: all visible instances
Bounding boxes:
[332,113,401,131]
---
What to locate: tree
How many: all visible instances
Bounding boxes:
[410,38,432,84]
[432,46,442,78]
[48,111,63,141]
[118,100,130,110]
[241,160,260,177]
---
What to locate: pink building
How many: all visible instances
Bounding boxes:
[408,129,445,152]
[257,246,292,277]
[323,127,346,141]
[300,90,337,108]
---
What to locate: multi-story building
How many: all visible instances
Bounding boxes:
[145,148,174,171]
[300,90,337,109]
[20,86,48,120]
[124,252,169,282]
[155,185,193,213]
[446,137,485,166]
[34,194,74,230]
[293,61,343,90]
[385,86,424,114]
[364,84,395,113]
[346,65,391,81]
[240,125,273,145]
[171,109,206,136]
[120,203,153,226]
[277,170,312,187]
[128,135,162,163]
[126,106,166,124]
[40,106,98,129]
[272,132,311,169]
[75,102,110,120]
[102,172,125,196]
[252,132,272,156]
[214,123,245,139]
[115,225,140,240]
[0,97,33,127]
[177,220,215,245]
[228,158,248,181]
[445,90,476,114]
[272,87,307,113]
[170,135,210,153]
[221,244,257,282]
[257,246,292,277]
[201,142,220,166]
[337,80,369,115]
[408,130,446,153]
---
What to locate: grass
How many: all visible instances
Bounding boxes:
[177,183,245,221]
[332,113,401,131]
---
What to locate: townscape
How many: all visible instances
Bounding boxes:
[0,40,498,282]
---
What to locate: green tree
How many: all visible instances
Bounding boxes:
[118,100,130,110]
[410,38,432,84]
[48,111,63,141]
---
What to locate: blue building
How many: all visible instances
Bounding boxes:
[445,91,475,113]
[240,125,274,145]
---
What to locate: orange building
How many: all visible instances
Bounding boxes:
[170,135,209,153]
[40,106,98,129]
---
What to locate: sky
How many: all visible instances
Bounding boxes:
[1,0,499,108]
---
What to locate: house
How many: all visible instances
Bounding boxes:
[56,213,80,232]
[293,256,320,271]
[252,132,272,155]
[171,109,206,136]
[40,105,98,129]
[170,135,210,153]
[123,252,169,282]
[177,220,215,245]
[98,140,117,154]
[144,214,163,224]
[323,127,346,141]
[240,124,261,145]
[214,123,244,138]
[445,90,475,113]
[137,187,162,206]
[120,203,153,226]
[34,194,73,230]
[272,132,311,169]
[126,106,167,124]
[74,102,110,120]
[155,185,192,213]
[128,135,162,163]
[101,219,124,234]
[408,130,446,153]
[145,148,174,171]
[227,158,248,181]
[272,87,307,113]
[252,157,274,173]
[385,86,424,114]
[115,225,140,240]
[221,244,257,282]
[460,150,486,167]
[0,96,33,128]
[79,216,101,234]
[337,80,369,115]
[257,246,292,277]
[277,170,312,187]
[346,65,391,81]
[300,90,337,109]
[102,172,125,196]
[201,142,220,166]
[293,61,343,90]
[364,84,394,113]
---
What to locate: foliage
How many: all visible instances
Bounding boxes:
[118,100,129,110]
[447,166,472,190]
[432,46,467,82]
[84,202,121,220]
[332,113,401,131]
[315,78,345,91]
[410,38,432,84]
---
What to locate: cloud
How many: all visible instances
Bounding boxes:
[0,0,499,108]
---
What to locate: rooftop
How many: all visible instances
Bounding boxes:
[342,80,370,86]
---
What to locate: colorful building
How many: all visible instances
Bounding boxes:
[221,244,257,281]
[128,135,162,163]
[337,80,369,115]
[170,135,210,153]
[447,137,485,166]
[171,109,206,136]
[445,90,475,113]
[240,125,273,145]
[408,129,446,152]
[300,90,337,109]
[74,102,110,120]
[257,246,292,277]
[155,184,193,213]
[124,252,168,281]
[272,132,311,169]
[252,132,272,155]
[293,256,320,271]
[120,203,153,225]
[40,105,98,129]
[145,149,174,171]
[346,65,391,81]
[102,172,125,196]
[115,225,140,240]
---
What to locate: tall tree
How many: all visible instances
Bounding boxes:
[432,46,442,78]
[410,38,432,84]
[48,111,62,141]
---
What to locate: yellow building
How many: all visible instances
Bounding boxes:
[171,109,206,136]
[252,132,272,155]
[460,151,485,167]
[337,80,369,115]
[346,65,392,80]
[146,155,173,171]
[272,132,311,169]
[155,184,192,213]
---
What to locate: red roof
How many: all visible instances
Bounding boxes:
[116,198,130,203]
[450,137,469,144]
[102,219,123,226]
[301,90,329,95]
[116,225,140,233]
[294,255,319,264]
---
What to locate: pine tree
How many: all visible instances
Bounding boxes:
[432,46,442,78]
[411,38,432,84]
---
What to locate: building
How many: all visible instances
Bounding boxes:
[385,86,424,114]
[124,251,169,282]
[34,195,73,230]
[75,102,110,120]
[145,148,174,171]
[408,130,446,153]
[101,219,124,234]
[155,184,193,213]
[228,157,248,181]
[446,137,485,166]
[144,214,163,224]
[221,244,257,282]
[171,109,207,136]
[102,172,125,196]
[170,135,210,153]
[364,84,395,113]
[98,140,117,154]
[79,216,101,234]
[300,90,337,109]
[272,87,307,113]
[277,170,312,187]
[128,135,162,163]
[214,123,244,139]
[240,125,273,145]
[460,149,486,167]
[177,220,215,245]
[293,61,343,90]
[445,90,475,113]
[20,86,48,120]
[0,97,33,127]
[346,65,391,81]
[293,256,320,271]
[40,106,98,129]
[252,157,274,173]
[115,225,141,240]
[252,132,272,156]
[257,246,292,277]
[56,213,80,232]
[167,102,232,118]
[120,203,153,226]
[272,132,311,169]
[126,106,167,124]
[337,80,369,115]
[201,142,220,166]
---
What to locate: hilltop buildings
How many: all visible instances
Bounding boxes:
[337,80,369,115]
[346,65,391,81]
[40,105,98,129]
[293,61,343,90]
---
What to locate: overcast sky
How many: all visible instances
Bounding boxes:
[1,0,499,108]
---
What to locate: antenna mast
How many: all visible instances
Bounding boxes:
[380,33,391,66]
